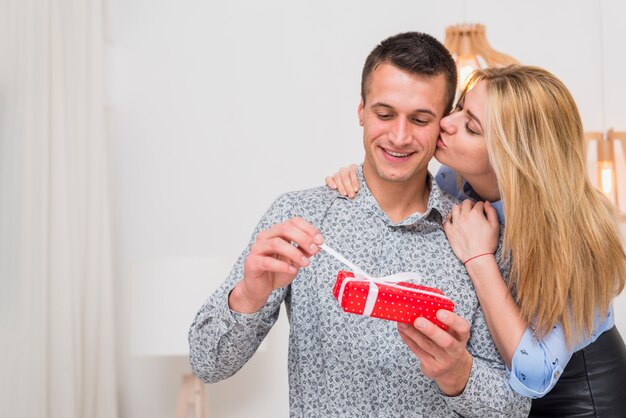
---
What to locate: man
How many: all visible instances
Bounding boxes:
[189,32,530,417]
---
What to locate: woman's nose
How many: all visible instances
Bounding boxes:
[440,114,456,135]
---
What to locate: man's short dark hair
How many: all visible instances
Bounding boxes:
[361,32,458,113]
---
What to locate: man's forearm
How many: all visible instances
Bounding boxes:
[189,283,284,384]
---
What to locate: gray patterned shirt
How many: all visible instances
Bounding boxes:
[189,167,530,417]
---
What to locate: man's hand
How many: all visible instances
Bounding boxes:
[398,309,473,396]
[229,217,324,313]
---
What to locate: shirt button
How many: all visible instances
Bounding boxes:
[382,368,391,376]
[553,370,560,378]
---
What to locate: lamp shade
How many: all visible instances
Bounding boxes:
[444,24,519,90]
[130,256,233,356]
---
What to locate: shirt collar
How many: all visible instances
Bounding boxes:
[344,164,453,227]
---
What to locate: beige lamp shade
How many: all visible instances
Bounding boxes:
[130,256,234,356]
[444,23,519,90]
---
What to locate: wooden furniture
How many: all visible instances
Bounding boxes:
[175,374,208,418]
[584,130,626,219]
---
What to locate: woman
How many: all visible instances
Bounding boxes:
[326,65,626,416]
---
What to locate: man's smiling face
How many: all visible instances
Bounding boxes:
[359,63,447,186]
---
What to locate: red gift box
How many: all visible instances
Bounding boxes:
[332,270,455,330]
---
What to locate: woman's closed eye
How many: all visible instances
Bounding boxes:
[465,121,479,135]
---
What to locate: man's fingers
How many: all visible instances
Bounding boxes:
[288,217,324,245]
[272,225,317,255]
[435,310,470,344]
[255,255,298,275]
[398,324,432,360]
[399,321,445,359]
[259,219,323,256]
[253,238,311,268]
[414,318,453,356]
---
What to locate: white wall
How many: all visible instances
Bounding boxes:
[105,1,626,417]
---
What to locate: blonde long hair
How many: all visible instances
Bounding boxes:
[466,65,625,344]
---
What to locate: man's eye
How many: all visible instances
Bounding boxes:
[377,114,393,120]
[411,118,429,125]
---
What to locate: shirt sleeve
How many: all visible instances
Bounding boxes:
[187,194,294,383]
[508,307,615,398]
[444,300,531,417]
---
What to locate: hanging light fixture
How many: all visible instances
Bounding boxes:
[444,23,519,90]
[584,1,626,218]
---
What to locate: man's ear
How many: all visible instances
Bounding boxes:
[357,99,364,126]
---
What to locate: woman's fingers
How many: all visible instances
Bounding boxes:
[461,199,475,213]
[484,201,500,228]
[325,176,337,190]
[339,167,355,198]
[334,171,348,197]
[449,204,461,223]
[348,164,359,193]
[326,164,361,199]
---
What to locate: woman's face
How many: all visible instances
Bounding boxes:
[435,80,494,182]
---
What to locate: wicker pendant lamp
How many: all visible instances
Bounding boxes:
[444,23,519,90]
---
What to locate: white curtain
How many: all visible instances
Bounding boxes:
[0,1,118,417]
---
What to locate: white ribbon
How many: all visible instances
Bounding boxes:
[321,244,450,317]
[320,243,372,278]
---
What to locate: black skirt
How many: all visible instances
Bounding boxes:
[529,325,626,417]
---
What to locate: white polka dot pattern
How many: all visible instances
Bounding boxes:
[332,270,455,330]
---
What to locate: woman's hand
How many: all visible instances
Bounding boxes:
[325,164,360,199]
[443,200,500,265]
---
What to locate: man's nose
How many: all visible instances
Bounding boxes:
[389,118,411,145]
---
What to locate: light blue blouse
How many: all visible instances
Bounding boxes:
[435,165,615,398]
